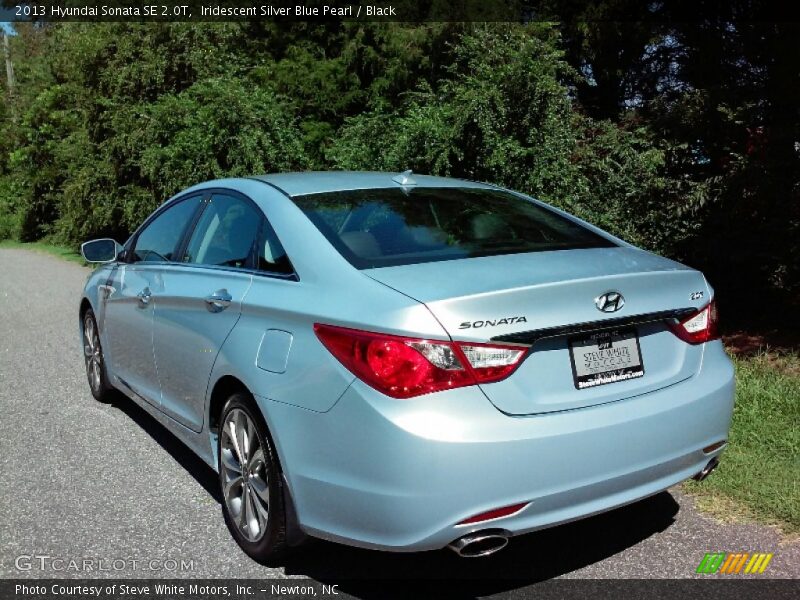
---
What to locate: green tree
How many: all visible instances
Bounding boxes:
[330,24,696,253]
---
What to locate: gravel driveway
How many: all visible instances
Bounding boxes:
[0,248,797,591]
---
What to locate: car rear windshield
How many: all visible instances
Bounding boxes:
[291,187,616,269]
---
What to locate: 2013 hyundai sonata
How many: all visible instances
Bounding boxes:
[79,171,734,560]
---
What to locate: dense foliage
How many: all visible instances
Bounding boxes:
[0,13,797,326]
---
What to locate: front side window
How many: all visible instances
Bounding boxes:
[132,196,201,263]
[183,194,262,269]
[292,187,615,269]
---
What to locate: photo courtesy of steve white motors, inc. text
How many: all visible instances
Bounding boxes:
[14,583,340,597]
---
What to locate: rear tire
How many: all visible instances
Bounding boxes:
[82,309,113,402]
[218,393,287,562]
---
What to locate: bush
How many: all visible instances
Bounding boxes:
[50,76,310,242]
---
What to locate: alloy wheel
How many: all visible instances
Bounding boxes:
[220,408,271,542]
[83,315,103,393]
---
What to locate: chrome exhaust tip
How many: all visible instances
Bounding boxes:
[693,457,720,482]
[447,530,509,558]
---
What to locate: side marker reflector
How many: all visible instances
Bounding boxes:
[457,502,529,525]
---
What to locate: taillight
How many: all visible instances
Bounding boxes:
[458,343,526,383]
[314,324,527,399]
[668,300,719,344]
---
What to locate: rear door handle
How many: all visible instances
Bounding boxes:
[137,287,151,307]
[205,289,232,312]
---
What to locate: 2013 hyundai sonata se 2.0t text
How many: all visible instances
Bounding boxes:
[79,171,734,560]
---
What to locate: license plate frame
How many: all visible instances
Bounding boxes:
[568,327,645,390]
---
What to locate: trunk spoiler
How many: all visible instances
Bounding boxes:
[492,308,697,345]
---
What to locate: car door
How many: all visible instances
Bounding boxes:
[152,192,260,432]
[103,194,204,406]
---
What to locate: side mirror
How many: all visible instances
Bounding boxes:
[81,238,123,263]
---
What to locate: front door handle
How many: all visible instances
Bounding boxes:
[137,287,151,307]
[205,289,232,313]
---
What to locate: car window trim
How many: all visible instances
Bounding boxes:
[156,261,298,282]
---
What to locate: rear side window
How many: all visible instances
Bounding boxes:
[183,194,261,269]
[255,219,294,276]
[292,187,615,269]
[132,196,201,263]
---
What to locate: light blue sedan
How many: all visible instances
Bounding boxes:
[79,171,734,560]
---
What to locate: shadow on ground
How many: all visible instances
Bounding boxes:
[281,492,678,596]
[110,391,222,503]
[111,392,681,596]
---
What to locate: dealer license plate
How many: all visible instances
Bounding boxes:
[569,328,644,389]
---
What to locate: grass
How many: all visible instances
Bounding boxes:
[0,239,87,265]
[683,351,800,534]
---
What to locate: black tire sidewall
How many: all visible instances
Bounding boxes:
[218,393,286,562]
[83,309,111,401]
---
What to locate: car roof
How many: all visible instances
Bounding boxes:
[250,171,495,197]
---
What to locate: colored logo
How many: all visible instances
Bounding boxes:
[696,552,774,574]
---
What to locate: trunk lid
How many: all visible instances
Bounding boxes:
[365,247,710,414]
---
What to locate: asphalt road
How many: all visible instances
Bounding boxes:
[0,248,797,593]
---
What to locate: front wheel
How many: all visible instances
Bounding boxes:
[219,394,287,562]
[83,309,113,401]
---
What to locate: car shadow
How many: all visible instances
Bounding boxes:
[110,392,681,595]
[280,491,679,596]
[109,391,222,503]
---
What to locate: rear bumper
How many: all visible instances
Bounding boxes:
[258,341,735,552]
